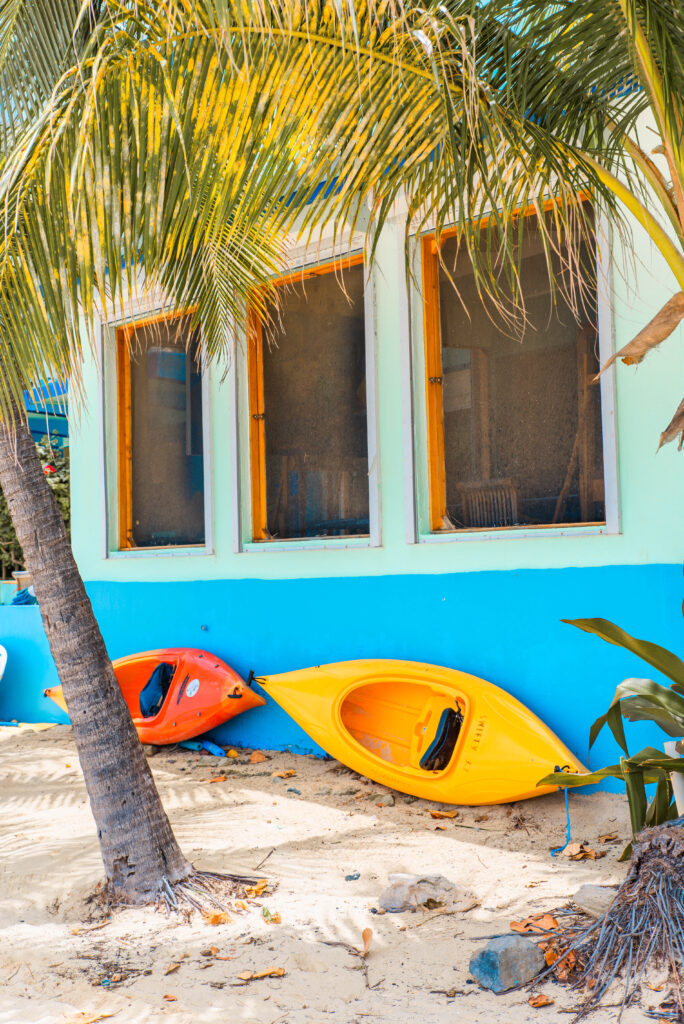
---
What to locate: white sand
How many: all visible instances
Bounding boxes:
[0,725,657,1023]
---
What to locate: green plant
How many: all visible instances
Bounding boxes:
[540,618,684,858]
[0,435,69,579]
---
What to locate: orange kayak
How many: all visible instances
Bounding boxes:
[44,648,266,745]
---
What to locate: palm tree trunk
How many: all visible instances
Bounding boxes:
[0,409,191,900]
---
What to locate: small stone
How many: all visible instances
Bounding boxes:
[573,884,616,919]
[376,793,395,807]
[403,795,419,804]
[287,787,302,795]
[143,744,160,757]
[339,787,360,796]
[469,934,545,993]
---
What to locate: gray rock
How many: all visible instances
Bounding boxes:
[378,873,477,913]
[375,793,395,807]
[314,787,332,797]
[469,934,545,993]
[143,744,160,757]
[339,786,360,796]
[573,884,616,919]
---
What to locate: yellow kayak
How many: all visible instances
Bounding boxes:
[257,660,584,804]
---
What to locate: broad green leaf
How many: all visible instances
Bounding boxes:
[620,693,684,737]
[589,695,629,753]
[564,618,684,687]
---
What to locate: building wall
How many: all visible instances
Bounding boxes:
[10,210,683,776]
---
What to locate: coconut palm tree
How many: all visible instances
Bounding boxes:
[1,0,613,903]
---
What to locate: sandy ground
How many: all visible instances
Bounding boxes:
[0,725,663,1024]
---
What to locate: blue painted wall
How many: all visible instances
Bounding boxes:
[0,607,69,724]
[3,565,681,784]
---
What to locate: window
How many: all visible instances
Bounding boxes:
[116,314,205,549]
[422,209,605,532]
[248,259,369,541]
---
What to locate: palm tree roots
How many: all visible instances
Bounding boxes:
[539,817,684,1021]
[95,868,261,917]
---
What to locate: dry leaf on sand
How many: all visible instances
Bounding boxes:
[429,810,459,819]
[271,769,296,778]
[598,832,618,844]
[203,911,232,925]
[262,908,281,924]
[164,962,180,975]
[245,879,268,898]
[237,967,285,983]
[250,751,267,763]
[510,914,558,934]
[528,994,554,1007]
[561,842,606,861]
[360,927,373,958]
[162,994,177,1002]
[201,775,227,784]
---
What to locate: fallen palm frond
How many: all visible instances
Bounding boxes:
[531,818,684,1022]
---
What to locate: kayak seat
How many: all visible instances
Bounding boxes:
[139,662,175,719]
[420,706,464,771]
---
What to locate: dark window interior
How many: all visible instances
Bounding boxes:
[262,264,369,539]
[128,316,205,547]
[437,215,605,529]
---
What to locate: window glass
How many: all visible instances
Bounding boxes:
[258,263,369,539]
[123,316,205,547]
[435,215,605,529]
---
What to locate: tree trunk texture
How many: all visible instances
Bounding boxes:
[0,412,191,900]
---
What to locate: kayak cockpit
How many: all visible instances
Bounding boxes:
[340,680,465,772]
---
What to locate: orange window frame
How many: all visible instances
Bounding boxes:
[247,254,365,542]
[115,309,196,550]
[421,196,591,533]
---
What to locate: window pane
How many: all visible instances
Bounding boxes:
[437,214,605,529]
[262,264,369,539]
[127,316,205,547]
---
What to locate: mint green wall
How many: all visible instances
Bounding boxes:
[69,213,684,583]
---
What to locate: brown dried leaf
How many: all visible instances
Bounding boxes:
[544,948,559,967]
[245,879,268,898]
[271,769,296,778]
[430,810,459,819]
[164,962,180,975]
[598,832,618,843]
[529,994,554,1007]
[601,292,684,370]
[162,995,177,1002]
[237,967,285,982]
[475,814,489,822]
[361,927,373,958]
[250,751,267,763]
[555,950,576,981]
[659,395,684,451]
[201,774,227,784]
[434,824,447,831]
[510,914,558,934]
[561,842,606,861]
[203,911,232,925]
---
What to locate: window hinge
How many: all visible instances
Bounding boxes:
[252,412,265,420]
[428,376,443,385]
